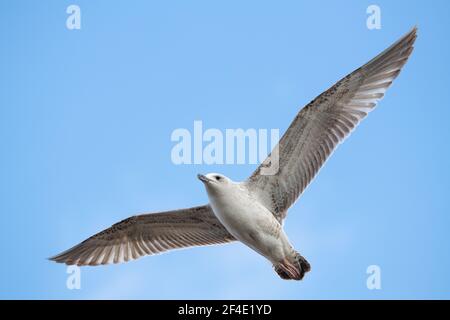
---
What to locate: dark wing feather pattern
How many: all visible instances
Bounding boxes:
[50,205,234,266]
[247,28,417,221]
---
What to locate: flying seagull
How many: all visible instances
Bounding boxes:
[51,27,417,280]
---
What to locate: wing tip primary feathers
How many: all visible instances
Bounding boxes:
[365,26,417,72]
[48,243,98,266]
[359,25,417,103]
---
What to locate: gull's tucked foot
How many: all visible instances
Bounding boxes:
[274,251,311,281]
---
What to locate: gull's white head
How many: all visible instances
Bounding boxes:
[197,173,234,194]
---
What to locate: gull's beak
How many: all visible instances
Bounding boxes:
[197,174,210,183]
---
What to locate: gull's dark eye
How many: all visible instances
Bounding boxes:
[215,176,222,181]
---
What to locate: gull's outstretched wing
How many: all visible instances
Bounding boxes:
[246,27,417,221]
[50,205,235,266]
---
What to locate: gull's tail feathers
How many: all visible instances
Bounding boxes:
[273,251,311,281]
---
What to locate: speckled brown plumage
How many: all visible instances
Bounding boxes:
[50,205,235,266]
[247,27,417,222]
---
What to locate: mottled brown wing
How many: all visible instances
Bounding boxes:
[246,27,417,221]
[50,205,234,266]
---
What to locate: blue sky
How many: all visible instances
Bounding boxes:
[1,0,450,299]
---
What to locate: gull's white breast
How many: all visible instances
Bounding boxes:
[206,184,289,263]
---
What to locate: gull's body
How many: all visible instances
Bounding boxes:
[51,28,417,280]
[200,174,305,278]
